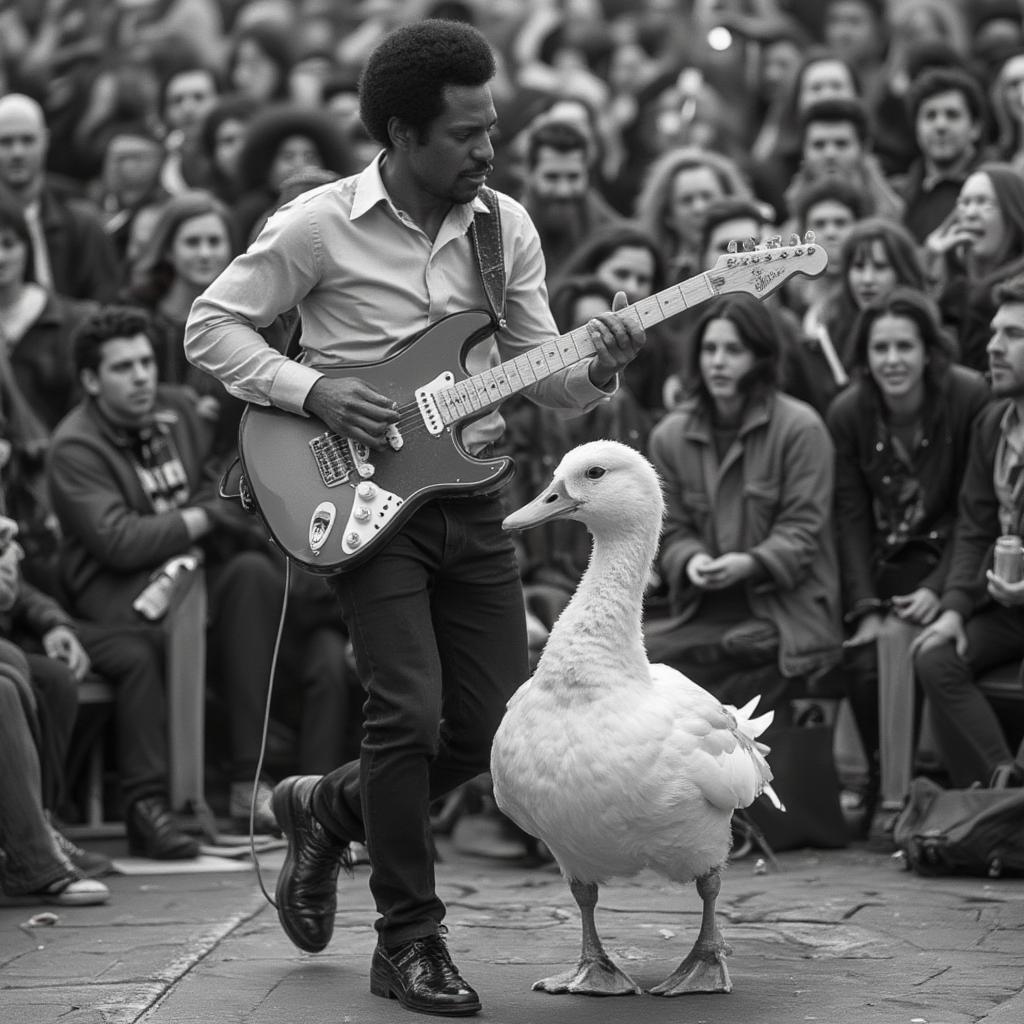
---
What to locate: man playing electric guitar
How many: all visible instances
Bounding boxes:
[184,20,645,1018]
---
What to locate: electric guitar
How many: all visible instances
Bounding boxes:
[237,236,828,573]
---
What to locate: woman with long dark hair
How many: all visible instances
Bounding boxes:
[823,217,929,373]
[926,161,1024,371]
[123,190,239,454]
[645,293,843,718]
[826,286,989,833]
[556,221,671,414]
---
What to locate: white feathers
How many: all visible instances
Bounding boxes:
[491,441,777,886]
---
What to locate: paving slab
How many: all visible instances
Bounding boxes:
[2,820,1023,1024]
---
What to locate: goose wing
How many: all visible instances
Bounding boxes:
[649,663,775,812]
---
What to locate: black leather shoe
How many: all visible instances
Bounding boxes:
[371,934,482,1016]
[271,775,347,953]
[126,797,199,859]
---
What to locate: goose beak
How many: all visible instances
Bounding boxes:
[502,478,581,531]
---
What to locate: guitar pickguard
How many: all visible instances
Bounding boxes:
[340,480,404,556]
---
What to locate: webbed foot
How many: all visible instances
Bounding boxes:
[648,941,733,996]
[533,953,641,996]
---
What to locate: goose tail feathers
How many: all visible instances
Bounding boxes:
[724,695,779,806]
[728,696,774,742]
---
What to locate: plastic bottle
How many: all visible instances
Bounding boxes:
[132,555,198,621]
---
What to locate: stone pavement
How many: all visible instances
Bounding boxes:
[2,816,1024,1024]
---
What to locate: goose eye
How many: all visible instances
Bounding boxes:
[585,466,606,480]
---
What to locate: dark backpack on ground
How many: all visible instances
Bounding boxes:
[893,776,1024,877]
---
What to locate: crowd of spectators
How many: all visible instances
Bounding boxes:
[2,0,1024,904]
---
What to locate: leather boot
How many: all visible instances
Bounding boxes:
[371,933,482,1016]
[271,775,348,952]
[126,796,200,859]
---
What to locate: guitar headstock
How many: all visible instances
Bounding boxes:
[708,232,828,301]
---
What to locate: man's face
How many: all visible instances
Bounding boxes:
[915,89,980,169]
[163,70,218,132]
[403,83,496,206]
[798,59,857,112]
[103,134,163,200]
[668,165,724,244]
[824,0,880,65]
[761,40,802,101]
[213,117,248,178]
[802,121,863,176]
[527,146,589,204]
[269,134,322,190]
[82,334,158,428]
[805,199,855,268]
[0,105,47,194]
[988,301,1024,399]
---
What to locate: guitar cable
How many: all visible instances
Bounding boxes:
[247,555,291,910]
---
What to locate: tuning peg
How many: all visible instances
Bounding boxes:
[789,232,800,246]
[804,230,817,244]
[727,239,738,254]
[772,234,783,248]
[742,237,755,252]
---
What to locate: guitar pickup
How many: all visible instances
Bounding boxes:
[416,371,455,435]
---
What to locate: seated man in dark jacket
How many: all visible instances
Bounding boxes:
[46,306,286,834]
[911,274,1024,788]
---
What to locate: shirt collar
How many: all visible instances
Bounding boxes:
[350,151,390,220]
[999,401,1024,455]
[921,149,977,193]
[349,151,490,227]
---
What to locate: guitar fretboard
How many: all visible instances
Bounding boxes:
[436,272,718,425]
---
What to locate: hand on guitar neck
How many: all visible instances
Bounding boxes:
[304,376,401,451]
[585,290,646,390]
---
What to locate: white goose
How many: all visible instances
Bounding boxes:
[491,440,778,997]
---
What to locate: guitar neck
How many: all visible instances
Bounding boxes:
[437,272,718,425]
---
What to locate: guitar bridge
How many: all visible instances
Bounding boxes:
[309,432,354,486]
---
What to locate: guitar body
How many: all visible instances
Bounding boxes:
[238,309,515,573]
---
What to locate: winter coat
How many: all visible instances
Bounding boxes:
[648,390,843,679]
[940,399,1021,618]
[46,387,251,623]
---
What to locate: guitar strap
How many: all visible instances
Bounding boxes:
[469,186,507,329]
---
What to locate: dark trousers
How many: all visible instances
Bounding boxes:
[206,550,286,781]
[78,621,168,809]
[22,653,77,812]
[914,603,1024,788]
[312,496,529,948]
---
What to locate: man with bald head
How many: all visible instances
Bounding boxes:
[0,93,120,302]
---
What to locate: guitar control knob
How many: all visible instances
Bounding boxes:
[354,506,371,522]
[346,532,362,548]
[357,482,377,501]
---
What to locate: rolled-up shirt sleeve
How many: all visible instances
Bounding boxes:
[185,205,325,415]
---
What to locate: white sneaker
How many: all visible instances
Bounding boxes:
[35,876,110,906]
